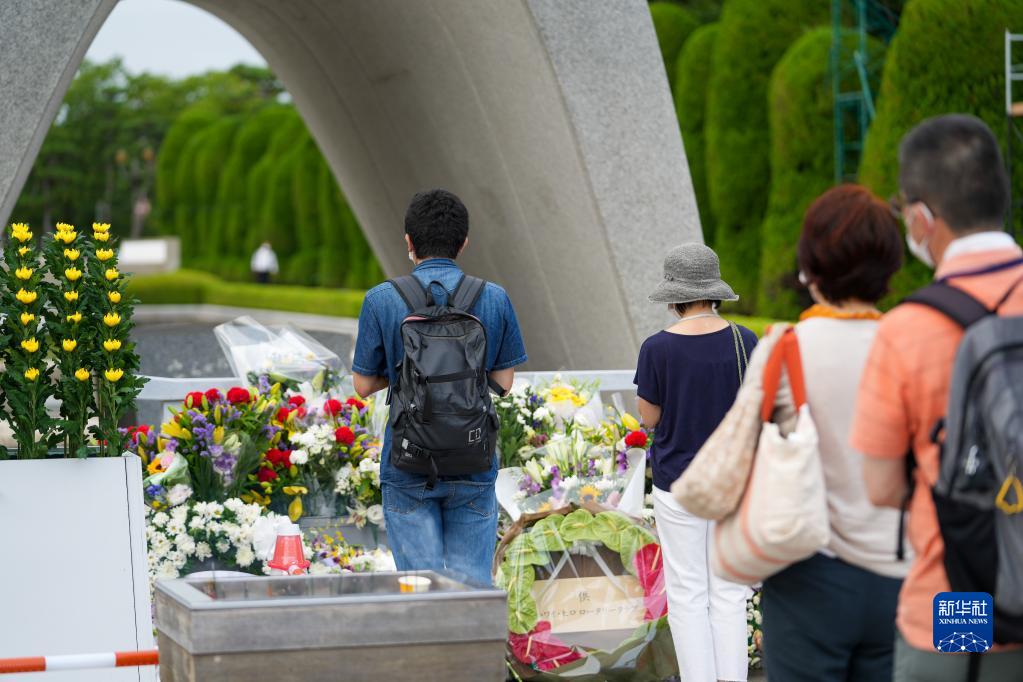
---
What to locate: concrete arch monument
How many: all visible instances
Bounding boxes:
[0,0,701,369]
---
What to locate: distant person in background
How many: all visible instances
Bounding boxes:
[250,241,278,284]
[761,184,907,682]
[634,242,757,682]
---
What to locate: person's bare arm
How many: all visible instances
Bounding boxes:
[489,368,515,396]
[863,457,908,509]
[637,397,662,430]
[353,372,389,399]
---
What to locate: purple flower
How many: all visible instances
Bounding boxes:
[145,484,165,499]
[258,374,271,395]
[164,438,178,453]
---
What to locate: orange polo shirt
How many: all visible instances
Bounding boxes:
[851,244,1023,652]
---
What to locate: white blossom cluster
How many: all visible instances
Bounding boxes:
[145,498,289,583]
[307,548,396,576]
[291,423,336,462]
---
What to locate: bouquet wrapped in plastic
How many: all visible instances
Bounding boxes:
[214,316,344,392]
[494,504,676,680]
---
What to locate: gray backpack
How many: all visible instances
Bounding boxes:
[387,275,501,489]
[906,269,1023,647]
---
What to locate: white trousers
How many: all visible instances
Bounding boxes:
[653,487,750,682]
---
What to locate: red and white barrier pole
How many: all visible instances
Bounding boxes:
[0,650,158,674]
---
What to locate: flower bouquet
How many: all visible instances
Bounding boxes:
[495,505,676,680]
[306,529,395,575]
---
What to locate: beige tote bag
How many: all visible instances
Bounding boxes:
[671,324,791,520]
[711,329,830,585]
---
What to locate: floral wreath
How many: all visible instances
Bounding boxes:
[494,504,672,677]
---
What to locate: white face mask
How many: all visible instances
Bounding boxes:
[904,203,936,269]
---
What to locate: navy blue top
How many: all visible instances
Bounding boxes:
[352,258,528,485]
[633,325,758,492]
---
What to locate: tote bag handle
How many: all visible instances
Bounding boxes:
[760,328,807,422]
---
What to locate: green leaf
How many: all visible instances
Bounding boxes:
[592,511,634,553]
[507,582,539,635]
[527,514,568,552]
[504,533,549,569]
[559,508,599,544]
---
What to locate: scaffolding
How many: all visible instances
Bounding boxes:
[1005,31,1023,239]
[831,0,900,183]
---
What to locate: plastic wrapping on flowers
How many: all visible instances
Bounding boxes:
[494,504,677,681]
[214,316,344,393]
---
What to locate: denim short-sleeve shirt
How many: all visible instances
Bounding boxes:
[352,258,528,484]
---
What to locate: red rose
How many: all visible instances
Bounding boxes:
[296,406,308,419]
[323,399,343,416]
[185,392,205,409]
[624,431,648,448]
[346,397,365,411]
[227,387,252,405]
[205,388,223,402]
[137,424,151,435]
[335,426,356,446]
[265,449,291,468]
[276,407,292,423]
[257,467,278,483]
[288,395,306,408]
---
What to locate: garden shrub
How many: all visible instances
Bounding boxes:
[128,269,366,318]
[758,28,883,319]
[172,132,208,264]
[192,117,241,274]
[288,139,325,286]
[154,107,217,235]
[317,161,348,288]
[705,0,827,312]
[674,22,719,245]
[649,2,700,91]
[859,0,1023,303]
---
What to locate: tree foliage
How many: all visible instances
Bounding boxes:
[649,2,700,91]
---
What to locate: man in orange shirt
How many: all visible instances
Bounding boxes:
[853,114,1023,681]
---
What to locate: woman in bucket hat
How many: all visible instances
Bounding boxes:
[633,242,756,682]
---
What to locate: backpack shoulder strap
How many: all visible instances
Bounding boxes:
[450,275,487,313]
[903,282,989,329]
[389,276,430,313]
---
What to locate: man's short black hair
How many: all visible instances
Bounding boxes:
[898,114,1009,234]
[404,189,469,259]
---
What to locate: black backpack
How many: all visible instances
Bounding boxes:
[387,274,501,488]
[903,268,1023,651]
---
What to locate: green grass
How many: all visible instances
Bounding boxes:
[730,314,787,339]
[127,269,366,318]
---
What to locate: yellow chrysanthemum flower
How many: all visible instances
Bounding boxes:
[103,339,122,352]
[20,338,39,353]
[104,368,124,382]
[64,291,79,303]
[17,246,30,257]
[92,222,111,233]
[93,231,110,242]
[74,368,90,381]
[16,289,37,304]
[108,291,122,304]
[95,248,114,261]
[14,267,32,280]
[55,222,74,233]
[103,312,121,327]
[67,312,82,324]
[63,248,80,261]
[54,230,76,244]
[64,267,82,282]
[11,224,32,243]
[23,367,39,381]
[62,339,77,352]
[19,312,34,326]
[104,268,119,281]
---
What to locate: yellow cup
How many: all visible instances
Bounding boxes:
[398,575,432,593]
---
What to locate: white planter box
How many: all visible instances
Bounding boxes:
[0,455,155,681]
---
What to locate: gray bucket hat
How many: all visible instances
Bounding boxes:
[648,242,739,304]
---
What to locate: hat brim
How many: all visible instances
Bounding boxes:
[648,279,739,304]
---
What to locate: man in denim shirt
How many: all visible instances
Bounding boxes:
[352,189,527,586]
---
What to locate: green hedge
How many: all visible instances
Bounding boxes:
[128,269,366,318]
[154,107,218,235]
[193,117,241,273]
[705,0,827,312]
[674,23,719,245]
[649,2,700,91]
[758,29,884,319]
[859,0,1023,303]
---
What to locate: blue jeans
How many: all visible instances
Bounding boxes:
[382,479,498,587]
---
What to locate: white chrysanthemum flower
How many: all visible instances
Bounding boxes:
[194,542,212,562]
[166,519,186,536]
[216,539,230,554]
[309,561,333,575]
[235,545,255,567]
[175,534,196,556]
[290,449,309,465]
[155,562,179,580]
[170,505,188,524]
[151,512,169,528]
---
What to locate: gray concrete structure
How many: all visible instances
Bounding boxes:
[0,0,701,369]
